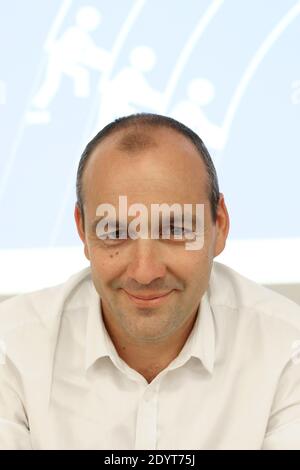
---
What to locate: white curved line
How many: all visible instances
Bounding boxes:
[0,0,73,205]
[101,0,146,86]
[45,0,72,51]
[89,0,147,135]
[222,1,300,136]
[83,0,146,142]
[164,0,224,110]
[48,0,146,246]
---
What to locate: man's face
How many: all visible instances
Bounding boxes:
[75,127,229,343]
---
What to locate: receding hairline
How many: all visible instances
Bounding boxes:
[76,113,220,225]
[81,123,210,203]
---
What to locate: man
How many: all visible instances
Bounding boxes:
[1,113,300,450]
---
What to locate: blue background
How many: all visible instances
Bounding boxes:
[0,0,299,250]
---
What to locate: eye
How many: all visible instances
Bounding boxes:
[161,225,194,239]
[109,230,127,239]
[98,229,128,242]
[170,226,183,236]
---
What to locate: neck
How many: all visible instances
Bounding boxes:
[101,304,199,383]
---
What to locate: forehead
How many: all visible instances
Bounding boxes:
[83,126,209,209]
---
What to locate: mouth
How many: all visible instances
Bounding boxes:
[123,289,174,308]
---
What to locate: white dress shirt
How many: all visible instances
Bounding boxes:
[1,261,300,450]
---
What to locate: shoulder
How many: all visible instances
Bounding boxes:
[0,267,92,336]
[211,261,300,326]
[209,262,300,359]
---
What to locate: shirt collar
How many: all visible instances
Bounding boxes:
[85,281,110,370]
[85,281,216,375]
[188,291,216,374]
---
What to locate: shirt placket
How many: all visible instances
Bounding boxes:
[134,381,160,450]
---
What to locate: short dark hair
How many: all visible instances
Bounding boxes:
[76,113,220,224]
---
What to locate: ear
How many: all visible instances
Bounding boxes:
[74,203,90,261]
[213,193,230,257]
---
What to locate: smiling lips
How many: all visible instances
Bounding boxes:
[123,289,173,307]
[125,291,171,300]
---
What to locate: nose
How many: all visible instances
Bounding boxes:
[126,238,167,285]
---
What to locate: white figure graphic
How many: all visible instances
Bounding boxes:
[0,80,6,105]
[96,46,164,129]
[27,6,110,124]
[171,78,227,150]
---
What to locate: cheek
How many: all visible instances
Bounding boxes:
[185,245,210,267]
[184,249,212,283]
[89,247,123,282]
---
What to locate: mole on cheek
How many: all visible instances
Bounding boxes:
[109,251,119,259]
